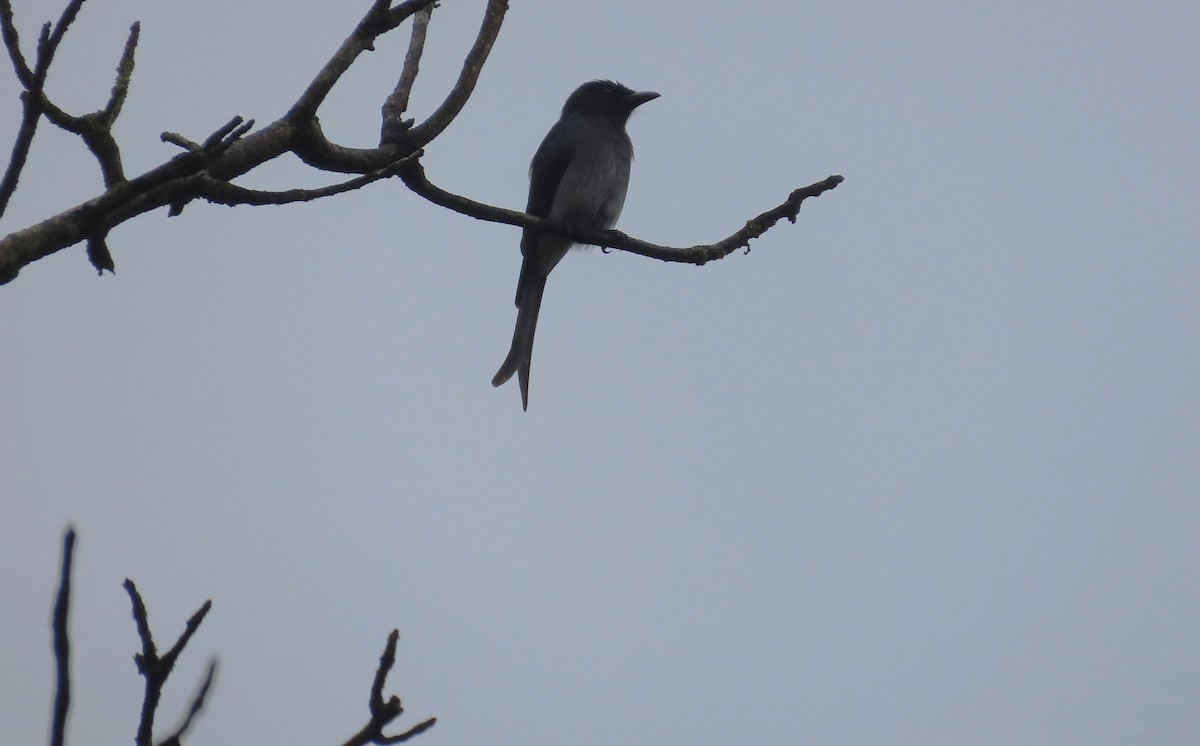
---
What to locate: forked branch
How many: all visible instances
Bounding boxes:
[340,630,438,746]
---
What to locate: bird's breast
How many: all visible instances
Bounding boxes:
[548,135,634,232]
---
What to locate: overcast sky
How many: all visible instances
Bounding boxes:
[2,2,1198,745]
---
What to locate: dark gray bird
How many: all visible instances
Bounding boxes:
[492,80,658,410]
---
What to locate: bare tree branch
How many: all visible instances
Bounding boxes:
[0,0,87,216]
[1,92,44,218]
[194,152,419,208]
[49,527,75,746]
[380,3,432,142]
[100,22,137,122]
[41,0,85,57]
[377,719,438,744]
[0,0,34,85]
[0,0,465,282]
[124,579,213,746]
[399,158,845,264]
[289,0,438,124]
[339,630,437,746]
[86,232,112,273]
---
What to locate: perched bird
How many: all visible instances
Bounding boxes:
[492,80,659,410]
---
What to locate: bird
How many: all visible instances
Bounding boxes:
[492,80,659,410]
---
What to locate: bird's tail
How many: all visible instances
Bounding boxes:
[492,264,546,411]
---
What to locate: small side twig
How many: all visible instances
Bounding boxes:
[34,20,140,187]
[40,0,87,65]
[380,3,432,143]
[201,115,255,152]
[195,152,419,207]
[156,116,256,215]
[0,0,33,85]
[339,630,437,746]
[99,22,138,124]
[49,527,76,746]
[155,659,217,746]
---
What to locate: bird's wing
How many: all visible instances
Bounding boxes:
[521,123,574,254]
[514,122,575,306]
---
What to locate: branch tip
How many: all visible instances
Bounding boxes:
[401,0,505,148]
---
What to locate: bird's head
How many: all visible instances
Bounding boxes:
[561,80,659,121]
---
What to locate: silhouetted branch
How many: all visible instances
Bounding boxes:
[42,0,85,55]
[339,630,437,746]
[193,152,419,208]
[396,0,506,149]
[0,0,33,85]
[0,0,488,283]
[123,579,213,746]
[35,21,139,188]
[400,158,845,264]
[288,0,438,123]
[380,3,431,142]
[49,527,75,746]
[155,659,217,746]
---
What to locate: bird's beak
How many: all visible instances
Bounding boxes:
[624,90,660,109]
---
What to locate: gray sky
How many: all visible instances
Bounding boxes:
[2,1,1198,745]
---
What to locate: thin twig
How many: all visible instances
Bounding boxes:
[384,0,440,27]
[39,0,87,71]
[160,131,200,151]
[0,85,44,218]
[124,579,154,654]
[0,0,34,85]
[195,153,416,207]
[155,659,217,746]
[202,115,252,150]
[49,527,76,746]
[378,718,437,744]
[339,630,437,746]
[369,630,400,717]
[124,579,213,746]
[100,22,138,124]
[380,3,432,142]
